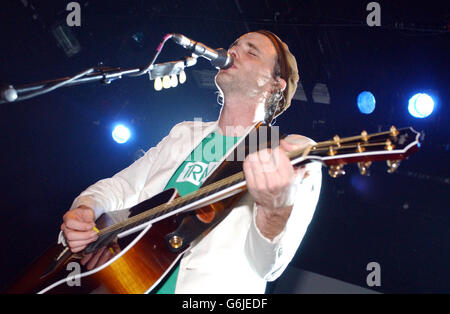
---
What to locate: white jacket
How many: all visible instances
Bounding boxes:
[69,120,322,293]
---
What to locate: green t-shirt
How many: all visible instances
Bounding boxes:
[155,130,241,294]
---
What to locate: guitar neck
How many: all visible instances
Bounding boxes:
[94,126,421,244]
[96,167,249,239]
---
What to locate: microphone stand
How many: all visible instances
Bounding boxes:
[0,34,197,104]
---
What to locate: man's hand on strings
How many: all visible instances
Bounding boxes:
[61,206,98,253]
[243,136,308,240]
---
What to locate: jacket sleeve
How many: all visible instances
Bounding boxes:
[69,125,177,219]
[244,137,322,281]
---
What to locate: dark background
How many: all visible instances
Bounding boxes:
[0,0,448,293]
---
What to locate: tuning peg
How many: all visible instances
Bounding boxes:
[333,135,341,147]
[387,159,401,173]
[357,161,372,176]
[390,125,399,137]
[328,146,337,156]
[328,164,345,178]
[356,142,365,153]
[385,139,395,151]
[361,130,369,142]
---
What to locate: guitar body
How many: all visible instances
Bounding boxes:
[7,189,185,294]
[7,124,275,294]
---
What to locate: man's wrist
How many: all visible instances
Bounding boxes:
[71,196,102,219]
[254,203,293,241]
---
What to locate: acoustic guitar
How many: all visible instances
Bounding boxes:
[6,126,421,294]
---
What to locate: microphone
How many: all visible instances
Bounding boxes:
[171,34,234,69]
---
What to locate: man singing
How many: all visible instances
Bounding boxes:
[60,30,322,293]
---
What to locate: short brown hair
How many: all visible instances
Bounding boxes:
[255,30,300,119]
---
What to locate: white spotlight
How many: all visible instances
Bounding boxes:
[112,125,131,144]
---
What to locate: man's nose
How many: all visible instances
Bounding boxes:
[228,47,239,60]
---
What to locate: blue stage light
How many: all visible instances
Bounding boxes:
[357,91,376,114]
[408,93,434,118]
[112,125,131,144]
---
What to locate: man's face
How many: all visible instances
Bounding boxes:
[215,32,279,100]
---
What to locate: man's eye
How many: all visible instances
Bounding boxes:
[248,51,257,56]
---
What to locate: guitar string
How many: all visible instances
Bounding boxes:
[95,130,404,238]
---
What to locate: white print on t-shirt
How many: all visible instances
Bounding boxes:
[175,161,219,186]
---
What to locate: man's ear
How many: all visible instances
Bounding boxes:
[277,77,287,92]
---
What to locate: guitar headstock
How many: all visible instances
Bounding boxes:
[293,126,422,178]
